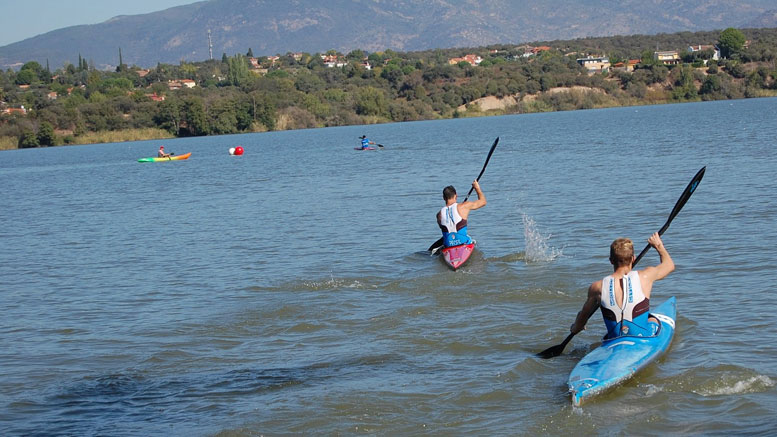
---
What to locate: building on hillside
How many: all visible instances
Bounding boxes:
[146,92,165,102]
[47,91,58,100]
[361,61,372,70]
[654,50,681,65]
[321,54,347,68]
[448,54,483,66]
[519,46,552,58]
[612,59,640,72]
[2,106,27,115]
[577,56,610,73]
[166,79,196,90]
[688,44,720,61]
[136,69,150,78]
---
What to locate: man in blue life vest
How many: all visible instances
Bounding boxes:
[359,135,374,149]
[570,233,675,339]
[436,181,486,247]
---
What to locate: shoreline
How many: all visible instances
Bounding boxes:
[3,92,776,151]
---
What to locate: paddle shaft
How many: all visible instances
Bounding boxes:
[538,166,705,358]
[428,137,500,251]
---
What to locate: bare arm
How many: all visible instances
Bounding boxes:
[639,232,675,298]
[460,180,486,214]
[570,281,602,334]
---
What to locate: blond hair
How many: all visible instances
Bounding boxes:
[609,238,634,267]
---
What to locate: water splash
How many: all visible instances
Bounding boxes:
[522,214,562,263]
[694,374,774,396]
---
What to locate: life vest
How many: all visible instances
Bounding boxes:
[361,138,370,148]
[439,203,472,247]
[600,270,653,339]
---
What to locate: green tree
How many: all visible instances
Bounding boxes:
[354,86,388,117]
[227,55,250,87]
[182,97,208,136]
[37,121,57,146]
[718,28,746,59]
[19,130,40,148]
[15,69,36,85]
[155,98,184,135]
[671,66,698,100]
[700,75,722,98]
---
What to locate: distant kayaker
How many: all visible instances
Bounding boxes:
[158,146,171,158]
[570,232,675,339]
[359,135,374,150]
[437,181,486,247]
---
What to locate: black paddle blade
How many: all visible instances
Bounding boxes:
[463,137,500,202]
[428,237,444,252]
[633,166,706,266]
[536,333,574,359]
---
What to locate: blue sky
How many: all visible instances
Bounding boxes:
[0,0,197,46]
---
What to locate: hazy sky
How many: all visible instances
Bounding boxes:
[0,0,198,46]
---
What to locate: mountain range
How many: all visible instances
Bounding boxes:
[1,0,776,70]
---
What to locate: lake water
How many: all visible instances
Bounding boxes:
[1,98,776,435]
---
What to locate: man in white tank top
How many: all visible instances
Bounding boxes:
[570,233,675,339]
[436,181,486,247]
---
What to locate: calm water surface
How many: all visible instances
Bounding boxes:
[1,98,776,435]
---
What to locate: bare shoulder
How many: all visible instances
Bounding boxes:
[588,280,603,296]
[639,265,659,282]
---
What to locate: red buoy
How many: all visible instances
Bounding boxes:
[234,146,244,155]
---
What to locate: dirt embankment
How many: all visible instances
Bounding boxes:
[458,86,605,112]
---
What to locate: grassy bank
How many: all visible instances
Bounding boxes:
[70,128,173,146]
[1,128,174,150]
[0,136,17,150]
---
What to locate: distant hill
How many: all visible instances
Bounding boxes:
[1,0,776,69]
[746,9,777,28]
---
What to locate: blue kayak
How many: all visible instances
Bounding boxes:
[567,297,677,406]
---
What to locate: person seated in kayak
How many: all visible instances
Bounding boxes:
[436,181,486,247]
[158,146,171,158]
[359,135,374,149]
[570,232,674,339]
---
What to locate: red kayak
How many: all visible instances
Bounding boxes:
[441,242,475,270]
[354,147,376,151]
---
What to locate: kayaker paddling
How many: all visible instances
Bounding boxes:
[437,181,486,248]
[570,232,674,339]
[158,145,171,158]
[359,135,375,150]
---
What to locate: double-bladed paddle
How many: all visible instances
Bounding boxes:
[536,166,706,359]
[428,137,500,253]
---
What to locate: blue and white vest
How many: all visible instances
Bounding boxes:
[600,271,653,339]
[439,203,472,247]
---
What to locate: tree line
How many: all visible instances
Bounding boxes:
[1,27,775,148]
